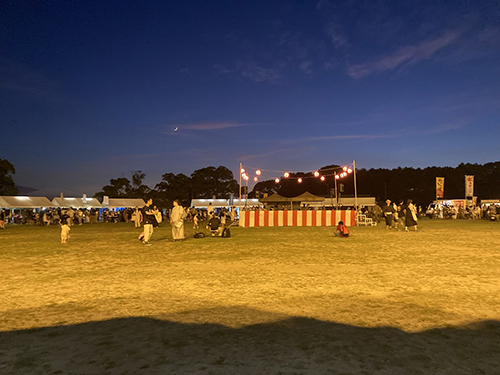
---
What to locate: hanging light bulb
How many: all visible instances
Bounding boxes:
[275,178,280,183]
[335,174,340,180]
[253,177,258,182]
[314,171,320,177]
[298,178,303,183]
[256,169,261,176]
[343,166,347,172]
[284,172,290,178]
[320,176,325,181]
[347,168,352,173]
[240,168,245,174]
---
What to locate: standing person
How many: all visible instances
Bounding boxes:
[397,201,406,231]
[383,199,395,229]
[141,198,156,246]
[193,212,199,230]
[207,202,214,218]
[59,211,71,244]
[170,199,185,242]
[132,206,142,228]
[0,209,6,229]
[405,199,418,232]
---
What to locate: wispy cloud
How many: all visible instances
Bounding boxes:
[348,30,462,79]
[281,133,396,144]
[215,60,284,84]
[161,122,266,135]
[325,21,347,48]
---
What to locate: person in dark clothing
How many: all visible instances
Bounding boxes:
[383,199,395,229]
[141,198,157,245]
[207,215,223,237]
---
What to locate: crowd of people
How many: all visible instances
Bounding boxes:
[425,204,499,220]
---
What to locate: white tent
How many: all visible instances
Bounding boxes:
[0,196,55,208]
[191,199,229,208]
[52,197,102,208]
[106,198,146,208]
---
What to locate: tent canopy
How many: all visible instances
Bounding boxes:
[260,191,324,203]
[106,198,146,208]
[52,197,102,208]
[293,191,325,202]
[259,193,291,203]
[0,196,55,208]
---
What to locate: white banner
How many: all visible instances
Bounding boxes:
[465,175,474,197]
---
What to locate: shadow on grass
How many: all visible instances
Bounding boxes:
[1,306,499,375]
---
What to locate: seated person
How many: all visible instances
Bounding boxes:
[335,221,349,238]
[207,215,223,237]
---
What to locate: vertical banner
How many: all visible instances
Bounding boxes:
[465,175,474,198]
[436,177,445,199]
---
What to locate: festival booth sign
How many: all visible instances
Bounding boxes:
[239,209,357,227]
[105,198,146,208]
[52,197,102,208]
[0,196,55,209]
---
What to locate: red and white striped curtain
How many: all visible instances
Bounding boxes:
[239,210,356,227]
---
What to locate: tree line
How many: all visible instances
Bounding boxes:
[94,166,239,208]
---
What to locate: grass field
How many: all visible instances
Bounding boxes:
[1,219,499,374]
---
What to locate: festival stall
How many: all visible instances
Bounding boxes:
[239,209,356,227]
[0,196,55,208]
[105,198,146,208]
[52,197,102,208]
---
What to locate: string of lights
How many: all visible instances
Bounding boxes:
[239,164,354,184]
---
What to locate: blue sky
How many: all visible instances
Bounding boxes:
[1,0,499,196]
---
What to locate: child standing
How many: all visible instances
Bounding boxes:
[60,211,71,243]
[335,221,349,238]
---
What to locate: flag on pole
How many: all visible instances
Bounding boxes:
[465,175,474,198]
[436,177,445,199]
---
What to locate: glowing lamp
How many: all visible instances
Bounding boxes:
[298,178,303,183]
[320,176,325,181]
[256,169,261,176]
[275,178,280,183]
[348,168,352,173]
[314,171,320,177]
[284,172,290,178]
[240,168,245,174]
[335,174,340,179]
[343,166,347,171]
[253,177,258,182]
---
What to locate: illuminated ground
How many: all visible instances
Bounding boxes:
[1,220,499,374]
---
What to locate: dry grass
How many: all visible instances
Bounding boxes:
[0,219,499,374]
